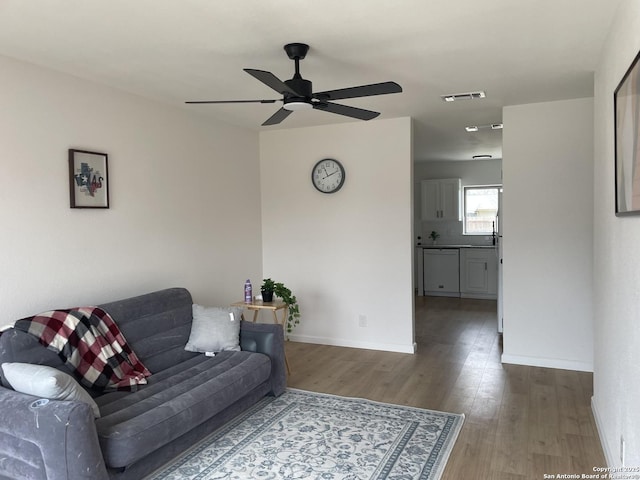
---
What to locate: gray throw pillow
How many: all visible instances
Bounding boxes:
[185,304,242,353]
[1,362,100,417]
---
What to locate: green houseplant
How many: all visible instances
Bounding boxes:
[260,278,301,335]
[429,230,440,243]
[260,278,276,302]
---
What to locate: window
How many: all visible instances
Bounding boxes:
[463,186,500,235]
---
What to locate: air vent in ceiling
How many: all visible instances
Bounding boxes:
[441,91,486,102]
[465,123,503,132]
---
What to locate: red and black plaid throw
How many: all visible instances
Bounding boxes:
[15,307,151,392]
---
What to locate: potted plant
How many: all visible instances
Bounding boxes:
[261,278,276,302]
[429,230,440,244]
[261,278,301,335]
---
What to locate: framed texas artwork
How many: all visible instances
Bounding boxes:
[68,149,109,209]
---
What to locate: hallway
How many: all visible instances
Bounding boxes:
[286,296,605,478]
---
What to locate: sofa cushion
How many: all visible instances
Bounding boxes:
[184,304,242,353]
[94,350,271,469]
[1,362,101,417]
[98,288,195,374]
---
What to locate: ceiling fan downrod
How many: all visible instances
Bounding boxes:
[282,43,312,110]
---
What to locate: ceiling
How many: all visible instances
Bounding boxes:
[0,0,623,162]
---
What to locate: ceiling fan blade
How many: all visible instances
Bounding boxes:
[262,107,293,126]
[244,69,301,96]
[185,99,278,104]
[314,81,402,101]
[313,102,380,121]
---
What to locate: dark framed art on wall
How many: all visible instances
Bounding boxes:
[614,49,640,216]
[68,149,109,209]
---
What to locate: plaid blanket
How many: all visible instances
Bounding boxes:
[15,307,151,391]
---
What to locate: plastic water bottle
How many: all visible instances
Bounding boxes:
[244,279,252,303]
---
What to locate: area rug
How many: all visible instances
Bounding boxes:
[146,388,464,480]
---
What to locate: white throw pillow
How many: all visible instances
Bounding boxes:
[1,362,101,418]
[185,304,242,353]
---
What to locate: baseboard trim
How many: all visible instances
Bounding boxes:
[287,334,417,354]
[591,396,614,467]
[501,353,593,372]
[460,293,497,300]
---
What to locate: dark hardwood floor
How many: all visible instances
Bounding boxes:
[286,295,605,479]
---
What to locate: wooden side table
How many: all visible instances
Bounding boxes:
[231,300,291,375]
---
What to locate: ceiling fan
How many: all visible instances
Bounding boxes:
[186,43,403,126]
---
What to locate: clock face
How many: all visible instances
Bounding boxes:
[311,159,345,194]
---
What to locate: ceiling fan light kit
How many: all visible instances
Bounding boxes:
[186,43,402,126]
[283,101,312,111]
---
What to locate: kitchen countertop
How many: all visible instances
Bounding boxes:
[416,244,496,249]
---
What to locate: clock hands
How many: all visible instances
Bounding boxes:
[321,166,339,179]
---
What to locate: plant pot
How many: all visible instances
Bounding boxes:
[261,289,274,302]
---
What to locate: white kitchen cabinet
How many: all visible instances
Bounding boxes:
[423,248,460,297]
[459,248,498,299]
[420,178,461,221]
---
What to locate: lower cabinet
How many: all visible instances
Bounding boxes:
[459,248,498,299]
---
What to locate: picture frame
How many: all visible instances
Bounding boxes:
[69,149,109,209]
[614,49,640,216]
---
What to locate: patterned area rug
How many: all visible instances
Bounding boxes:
[147,389,464,480]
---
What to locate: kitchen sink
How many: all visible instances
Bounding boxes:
[422,244,472,248]
[418,244,495,248]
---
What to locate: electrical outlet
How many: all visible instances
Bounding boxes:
[358,315,367,328]
[620,436,625,466]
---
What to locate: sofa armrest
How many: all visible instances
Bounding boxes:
[0,387,108,480]
[240,321,286,396]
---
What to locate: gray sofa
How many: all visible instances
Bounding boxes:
[0,287,287,480]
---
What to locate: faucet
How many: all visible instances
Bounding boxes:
[492,221,496,245]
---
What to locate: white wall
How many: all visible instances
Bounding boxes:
[414,158,502,185]
[260,117,415,353]
[414,159,502,246]
[0,55,262,326]
[502,98,594,372]
[592,0,640,467]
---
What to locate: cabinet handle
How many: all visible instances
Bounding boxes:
[485,262,487,271]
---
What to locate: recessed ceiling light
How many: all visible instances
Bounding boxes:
[465,126,479,132]
[491,123,503,130]
[472,155,493,159]
[440,91,486,102]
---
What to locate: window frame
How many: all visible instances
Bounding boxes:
[462,184,501,236]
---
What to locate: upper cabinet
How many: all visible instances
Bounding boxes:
[420,178,461,221]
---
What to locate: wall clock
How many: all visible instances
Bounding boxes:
[311,158,345,194]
